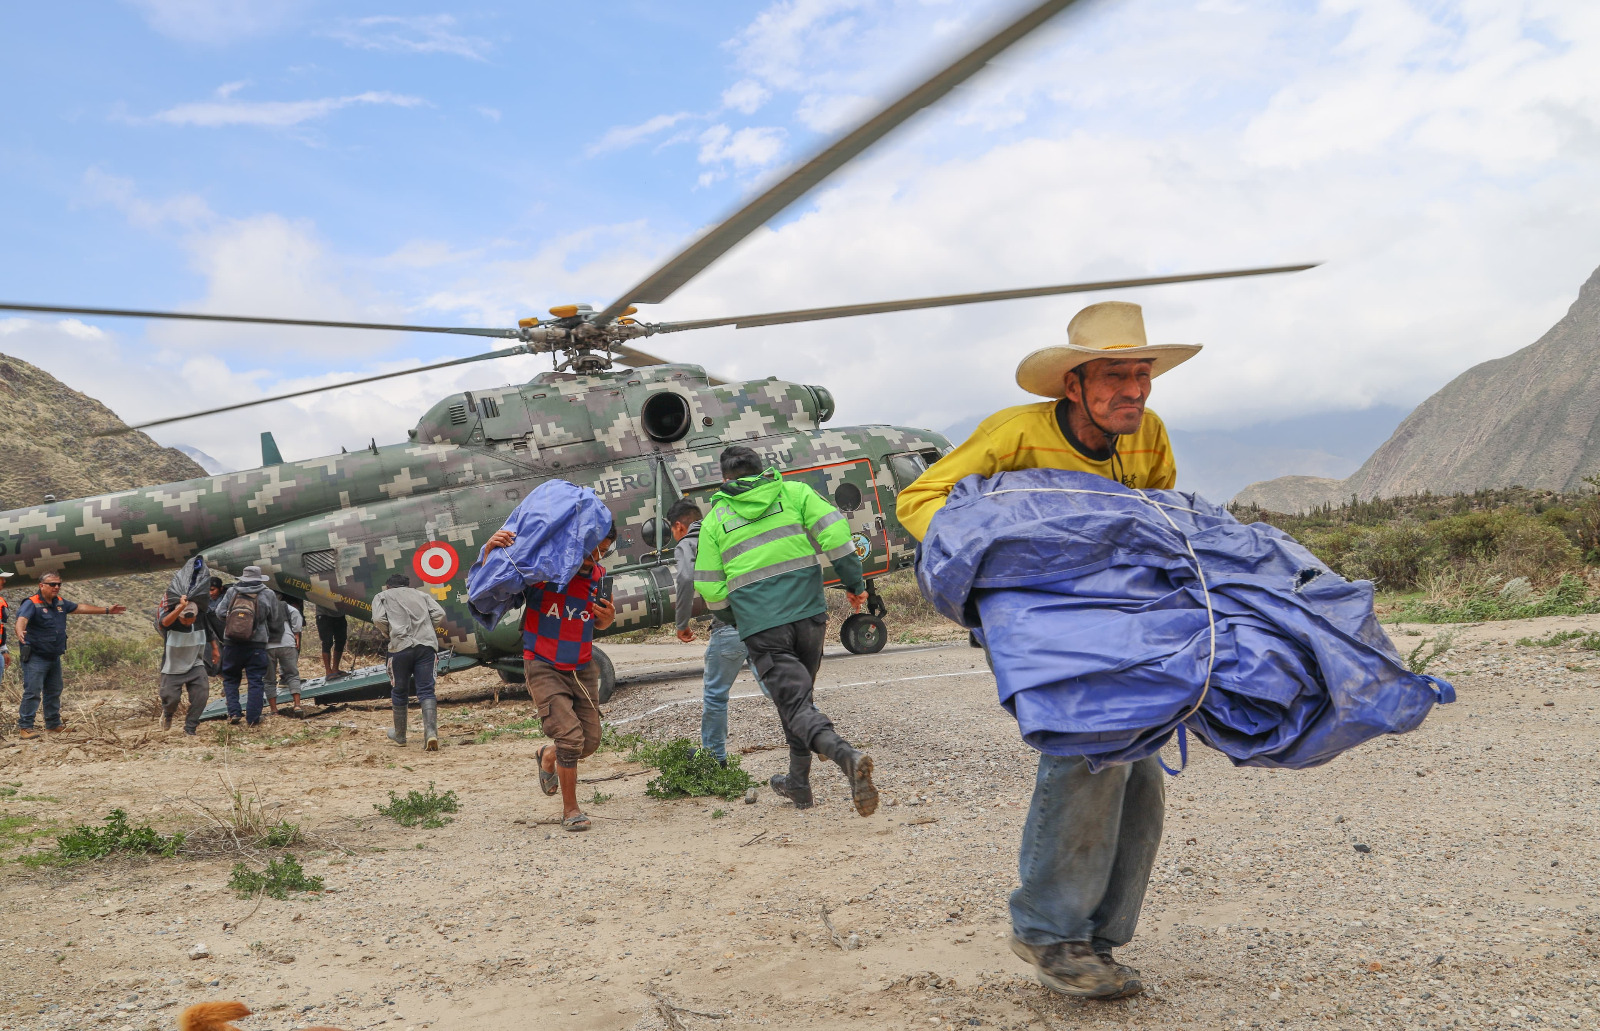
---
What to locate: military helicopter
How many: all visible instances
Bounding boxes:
[0,0,1312,713]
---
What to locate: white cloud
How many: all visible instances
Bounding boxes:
[722,79,772,115]
[82,169,212,230]
[123,0,304,45]
[586,112,694,156]
[151,90,426,128]
[698,124,788,170]
[325,14,494,61]
[474,106,502,122]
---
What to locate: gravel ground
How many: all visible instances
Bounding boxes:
[0,616,1597,1031]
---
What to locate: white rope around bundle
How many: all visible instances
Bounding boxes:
[978,486,1218,725]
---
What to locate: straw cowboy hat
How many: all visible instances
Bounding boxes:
[1015,301,1202,399]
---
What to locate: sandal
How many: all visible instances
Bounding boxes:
[563,812,591,832]
[536,746,559,796]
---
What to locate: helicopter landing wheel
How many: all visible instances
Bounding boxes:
[840,613,888,655]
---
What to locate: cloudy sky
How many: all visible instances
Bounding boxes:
[3,0,1599,474]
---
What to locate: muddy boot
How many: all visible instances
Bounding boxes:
[812,729,878,817]
[769,748,813,809]
[420,697,439,752]
[1095,949,1145,999]
[386,704,407,746]
[1009,938,1124,999]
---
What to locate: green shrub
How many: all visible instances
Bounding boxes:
[1394,570,1600,623]
[374,782,459,828]
[228,855,323,899]
[1516,629,1600,650]
[1337,523,1439,588]
[631,739,755,800]
[26,809,184,866]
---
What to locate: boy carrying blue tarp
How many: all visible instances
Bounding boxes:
[481,519,617,832]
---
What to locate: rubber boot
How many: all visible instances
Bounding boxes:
[769,748,814,809]
[421,697,439,752]
[386,704,407,746]
[812,729,879,817]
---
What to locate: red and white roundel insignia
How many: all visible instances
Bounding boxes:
[412,541,459,585]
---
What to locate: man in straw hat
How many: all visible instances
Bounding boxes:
[897,300,1201,999]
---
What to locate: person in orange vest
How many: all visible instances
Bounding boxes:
[15,573,127,739]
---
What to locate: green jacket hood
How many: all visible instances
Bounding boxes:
[714,468,784,517]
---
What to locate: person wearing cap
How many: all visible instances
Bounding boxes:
[14,572,128,739]
[208,566,285,727]
[896,301,1200,1000]
[372,573,447,752]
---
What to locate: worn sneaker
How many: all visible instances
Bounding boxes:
[1095,950,1145,999]
[161,713,173,730]
[1009,938,1125,999]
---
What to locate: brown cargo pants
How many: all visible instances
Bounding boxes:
[524,658,602,768]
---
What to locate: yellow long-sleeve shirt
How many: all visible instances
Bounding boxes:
[896,401,1177,540]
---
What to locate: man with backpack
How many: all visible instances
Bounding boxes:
[208,567,285,726]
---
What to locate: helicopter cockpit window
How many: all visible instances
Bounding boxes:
[641,392,692,443]
[887,453,927,490]
[833,483,862,512]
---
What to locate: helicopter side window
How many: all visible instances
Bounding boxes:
[887,453,927,490]
[833,483,862,512]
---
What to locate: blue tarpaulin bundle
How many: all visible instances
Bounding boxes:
[465,479,614,632]
[917,469,1453,771]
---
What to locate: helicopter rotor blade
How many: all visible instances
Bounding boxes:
[608,342,729,385]
[594,0,1085,324]
[93,346,531,437]
[0,301,521,338]
[652,264,1321,333]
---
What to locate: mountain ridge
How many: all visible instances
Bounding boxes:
[1238,262,1600,512]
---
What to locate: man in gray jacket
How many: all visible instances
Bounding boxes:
[373,573,447,751]
[668,499,765,765]
[208,567,284,726]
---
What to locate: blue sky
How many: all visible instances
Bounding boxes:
[4,1,1600,474]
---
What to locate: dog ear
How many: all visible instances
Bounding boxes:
[178,1001,251,1031]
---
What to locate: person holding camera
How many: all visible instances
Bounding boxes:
[155,596,211,735]
[481,519,617,832]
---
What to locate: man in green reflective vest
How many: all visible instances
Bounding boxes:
[695,445,879,817]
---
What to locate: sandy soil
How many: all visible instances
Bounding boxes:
[2,615,1599,1031]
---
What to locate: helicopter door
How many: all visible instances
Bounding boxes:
[781,458,892,582]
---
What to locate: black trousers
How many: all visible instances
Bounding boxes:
[742,614,835,754]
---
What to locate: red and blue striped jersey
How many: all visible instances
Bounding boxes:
[522,572,598,671]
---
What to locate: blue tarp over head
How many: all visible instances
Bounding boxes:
[465,479,614,631]
[917,469,1453,771]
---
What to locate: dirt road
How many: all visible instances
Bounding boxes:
[2,617,1598,1030]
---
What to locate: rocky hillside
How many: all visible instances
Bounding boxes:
[1239,263,1600,512]
[0,353,208,641]
[0,352,205,510]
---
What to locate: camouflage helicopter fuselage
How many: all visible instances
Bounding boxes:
[0,364,949,673]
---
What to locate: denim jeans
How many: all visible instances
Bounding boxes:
[389,644,437,706]
[699,623,767,762]
[17,654,65,730]
[220,642,269,724]
[1010,753,1165,951]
